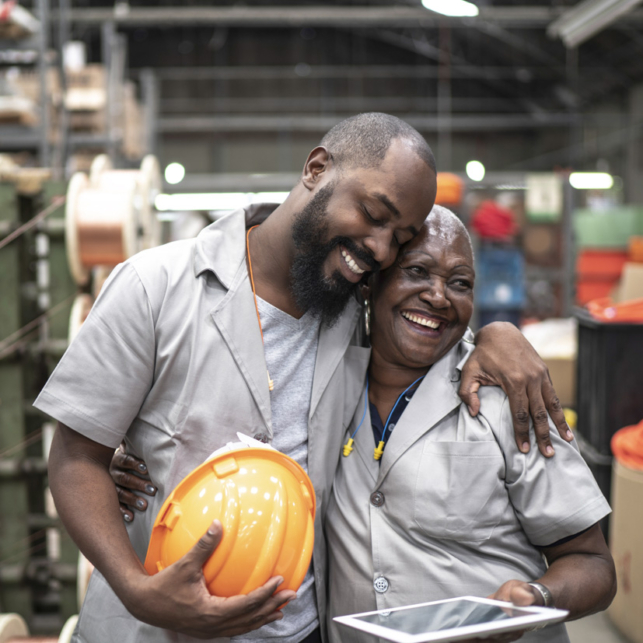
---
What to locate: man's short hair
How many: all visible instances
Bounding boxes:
[320,113,436,173]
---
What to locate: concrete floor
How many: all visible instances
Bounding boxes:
[567,612,630,643]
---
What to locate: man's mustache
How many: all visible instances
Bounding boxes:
[331,236,381,273]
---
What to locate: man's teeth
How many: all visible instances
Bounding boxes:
[401,312,440,329]
[341,249,365,275]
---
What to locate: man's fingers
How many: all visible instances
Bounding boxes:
[183,521,224,570]
[215,577,294,622]
[459,377,482,417]
[116,486,148,511]
[542,378,572,442]
[526,382,555,458]
[506,388,532,454]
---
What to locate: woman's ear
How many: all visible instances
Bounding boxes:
[359,282,371,302]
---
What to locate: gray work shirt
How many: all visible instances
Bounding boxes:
[326,337,611,643]
[34,204,370,643]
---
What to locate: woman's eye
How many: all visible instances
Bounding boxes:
[406,265,426,276]
[451,279,472,290]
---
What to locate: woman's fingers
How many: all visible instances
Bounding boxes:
[116,486,148,511]
[119,504,134,523]
[111,469,156,496]
[111,448,149,475]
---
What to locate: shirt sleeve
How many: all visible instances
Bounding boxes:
[494,396,611,547]
[33,262,156,449]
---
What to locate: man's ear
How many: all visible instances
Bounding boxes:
[302,147,332,191]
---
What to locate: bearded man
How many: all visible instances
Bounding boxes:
[38,113,570,643]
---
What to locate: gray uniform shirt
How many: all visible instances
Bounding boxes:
[326,337,611,643]
[34,204,370,643]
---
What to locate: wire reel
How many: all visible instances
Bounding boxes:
[65,154,161,286]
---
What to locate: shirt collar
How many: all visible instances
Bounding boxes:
[193,203,280,289]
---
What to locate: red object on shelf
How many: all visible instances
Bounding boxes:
[576,280,618,305]
[576,250,628,278]
[471,200,517,241]
[586,297,643,323]
[611,419,643,470]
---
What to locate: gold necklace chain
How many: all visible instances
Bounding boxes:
[246,225,274,392]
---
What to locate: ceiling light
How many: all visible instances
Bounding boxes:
[164,162,185,185]
[569,172,614,189]
[466,160,485,182]
[421,0,479,17]
[548,0,643,48]
[155,192,290,212]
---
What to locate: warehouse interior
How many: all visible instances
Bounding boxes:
[1,0,643,641]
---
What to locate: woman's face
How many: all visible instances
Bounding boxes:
[369,216,475,370]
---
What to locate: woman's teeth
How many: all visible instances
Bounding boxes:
[401,311,440,329]
[341,248,365,275]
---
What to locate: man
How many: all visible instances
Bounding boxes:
[38,114,570,643]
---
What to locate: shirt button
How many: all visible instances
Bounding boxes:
[254,433,271,444]
[374,577,389,593]
[370,491,385,507]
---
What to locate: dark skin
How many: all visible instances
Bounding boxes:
[114,214,615,639]
[49,138,438,638]
[366,216,615,640]
[59,137,573,637]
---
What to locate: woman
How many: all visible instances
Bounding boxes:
[325,206,615,642]
[113,206,615,642]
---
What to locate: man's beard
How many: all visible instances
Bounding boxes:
[290,183,378,327]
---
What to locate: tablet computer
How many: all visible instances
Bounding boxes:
[333,596,569,643]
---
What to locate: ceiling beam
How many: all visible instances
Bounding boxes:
[143,64,559,82]
[157,113,581,134]
[51,5,643,28]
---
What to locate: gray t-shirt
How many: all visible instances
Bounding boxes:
[233,297,320,643]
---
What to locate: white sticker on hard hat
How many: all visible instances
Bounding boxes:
[205,433,277,462]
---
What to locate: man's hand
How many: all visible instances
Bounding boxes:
[49,423,294,639]
[127,520,296,639]
[110,446,155,522]
[460,322,573,457]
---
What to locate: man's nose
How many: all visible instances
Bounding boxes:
[363,229,396,267]
[419,280,449,309]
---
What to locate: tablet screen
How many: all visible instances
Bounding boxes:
[354,600,538,636]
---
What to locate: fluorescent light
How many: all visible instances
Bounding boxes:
[164,162,185,185]
[548,0,643,48]
[421,0,479,17]
[466,160,485,182]
[155,192,290,212]
[569,172,614,190]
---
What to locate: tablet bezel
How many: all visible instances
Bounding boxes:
[333,596,569,643]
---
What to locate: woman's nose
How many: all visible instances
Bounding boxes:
[419,280,449,308]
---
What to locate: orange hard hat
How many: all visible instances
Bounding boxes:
[144,443,316,597]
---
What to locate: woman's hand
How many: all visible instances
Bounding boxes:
[460,321,573,457]
[109,445,155,523]
[458,581,539,643]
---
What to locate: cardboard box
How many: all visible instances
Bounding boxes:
[612,262,643,303]
[608,462,643,643]
[544,356,575,408]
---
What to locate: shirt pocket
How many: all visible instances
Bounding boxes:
[412,440,506,543]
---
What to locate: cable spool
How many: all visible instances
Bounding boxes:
[68,294,93,343]
[57,616,78,643]
[90,154,161,251]
[0,614,29,642]
[65,171,138,286]
[65,154,161,286]
[76,553,94,612]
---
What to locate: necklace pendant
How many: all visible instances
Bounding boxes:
[267,370,274,392]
